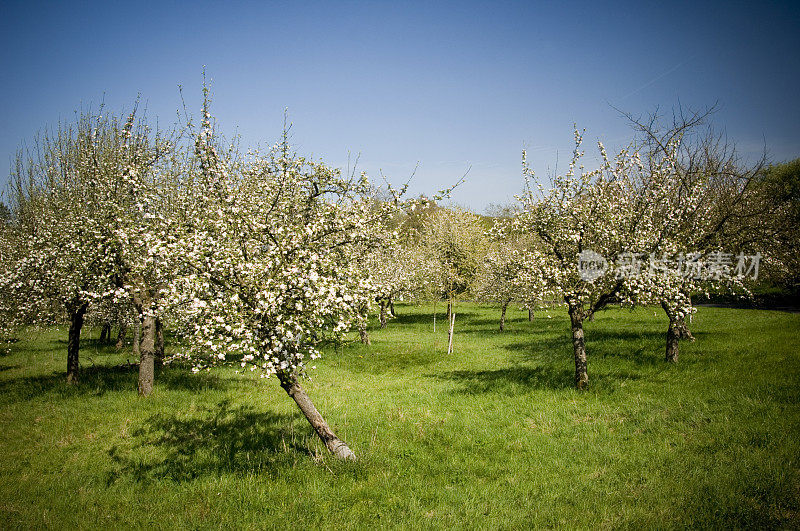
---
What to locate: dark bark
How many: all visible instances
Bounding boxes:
[138,315,156,396]
[528,306,534,322]
[278,371,355,460]
[661,302,693,363]
[379,300,387,329]
[115,321,128,349]
[500,299,510,331]
[568,304,589,390]
[666,319,680,363]
[676,316,695,341]
[99,323,111,344]
[155,317,164,367]
[66,302,89,384]
[388,297,396,317]
[132,321,140,357]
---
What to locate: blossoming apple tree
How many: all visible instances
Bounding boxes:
[1,112,128,382]
[474,238,546,331]
[421,206,488,350]
[514,130,678,389]
[366,236,426,328]
[168,106,394,459]
[100,109,185,396]
[422,207,488,312]
[627,111,764,363]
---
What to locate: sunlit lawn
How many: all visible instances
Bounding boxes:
[1,303,798,528]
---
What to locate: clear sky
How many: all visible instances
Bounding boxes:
[1,0,798,211]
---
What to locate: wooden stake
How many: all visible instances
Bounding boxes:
[447,312,455,354]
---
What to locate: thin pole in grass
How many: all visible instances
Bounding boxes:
[432,300,438,351]
[447,312,455,354]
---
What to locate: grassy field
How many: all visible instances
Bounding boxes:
[1,303,799,529]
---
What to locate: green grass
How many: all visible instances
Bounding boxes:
[1,304,799,529]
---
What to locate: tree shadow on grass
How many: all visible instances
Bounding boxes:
[107,401,308,483]
[466,317,507,329]
[2,337,61,356]
[503,336,572,364]
[0,364,228,403]
[436,365,575,394]
[591,346,665,368]
[469,316,537,327]
[581,329,665,342]
[354,351,438,374]
[386,310,480,326]
[504,326,689,368]
[584,329,709,367]
[438,363,646,394]
[498,333,655,389]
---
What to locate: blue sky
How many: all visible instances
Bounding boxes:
[1,1,798,211]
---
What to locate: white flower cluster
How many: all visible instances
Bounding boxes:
[167,120,387,377]
[0,104,398,378]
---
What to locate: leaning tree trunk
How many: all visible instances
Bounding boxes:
[138,315,156,396]
[568,304,589,390]
[379,300,388,329]
[66,302,89,384]
[500,299,511,331]
[278,371,355,460]
[388,296,396,318]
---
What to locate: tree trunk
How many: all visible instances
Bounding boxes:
[278,371,355,460]
[154,317,164,367]
[447,300,452,321]
[666,318,680,363]
[99,323,111,343]
[132,321,141,357]
[447,312,456,354]
[66,302,88,384]
[379,300,387,329]
[568,305,589,390]
[138,315,156,396]
[359,324,371,345]
[500,299,510,331]
[115,321,128,349]
[676,316,695,341]
[661,301,691,363]
[357,303,370,344]
[528,306,534,322]
[388,297,396,317]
